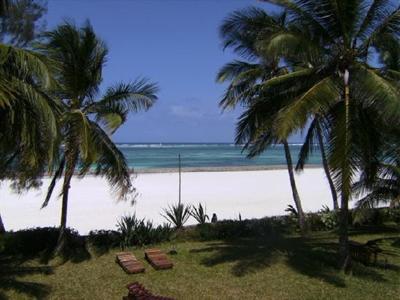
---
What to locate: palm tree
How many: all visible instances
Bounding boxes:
[257,0,400,270]
[0,42,60,234]
[296,116,339,210]
[37,22,158,252]
[353,128,400,210]
[217,7,307,232]
[0,0,58,234]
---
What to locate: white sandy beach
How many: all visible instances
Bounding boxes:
[0,168,348,234]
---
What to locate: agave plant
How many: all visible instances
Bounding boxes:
[161,203,191,229]
[116,214,140,249]
[190,203,209,225]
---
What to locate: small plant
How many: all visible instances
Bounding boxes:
[285,204,298,217]
[320,210,338,230]
[190,203,209,225]
[117,214,140,248]
[161,203,191,229]
[116,214,172,248]
[211,213,218,223]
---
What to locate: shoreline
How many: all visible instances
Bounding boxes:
[42,164,323,177]
[133,164,322,174]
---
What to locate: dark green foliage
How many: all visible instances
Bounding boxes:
[116,214,172,248]
[353,207,400,227]
[87,230,121,253]
[161,203,191,229]
[1,227,82,258]
[190,203,209,225]
[285,204,298,217]
[196,217,291,241]
[0,0,47,46]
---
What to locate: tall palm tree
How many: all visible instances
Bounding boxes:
[258,0,400,270]
[296,116,339,210]
[37,22,158,252]
[217,8,307,232]
[0,42,60,234]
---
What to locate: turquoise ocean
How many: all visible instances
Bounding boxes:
[117,143,322,170]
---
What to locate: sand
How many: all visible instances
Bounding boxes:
[0,168,346,234]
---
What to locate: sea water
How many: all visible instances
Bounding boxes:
[117,143,322,170]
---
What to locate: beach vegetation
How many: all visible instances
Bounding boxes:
[35,21,158,254]
[220,0,400,271]
[0,0,47,46]
[217,7,307,233]
[116,214,172,249]
[0,0,57,235]
[0,43,59,235]
[162,203,191,229]
[295,117,339,210]
[190,203,209,225]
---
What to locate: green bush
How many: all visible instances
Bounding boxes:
[116,214,173,248]
[161,203,191,229]
[352,207,400,226]
[196,217,289,240]
[320,210,339,230]
[1,227,82,257]
[190,203,209,225]
[388,207,400,223]
[88,230,121,251]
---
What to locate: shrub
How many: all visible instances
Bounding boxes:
[197,217,289,241]
[305,213,325,231]
[319,208,339,230]
[1,227,82,258]
[352,207,400,226]
[161,203,191,229]
[116,214,173,248]
[190,203,209,225]
[88,230,121,253]
[388,207,400,223]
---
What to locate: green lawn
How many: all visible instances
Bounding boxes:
[1,228,399,300]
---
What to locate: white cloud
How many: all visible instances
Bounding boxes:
[169,105,205,119]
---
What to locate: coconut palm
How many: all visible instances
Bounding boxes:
[0,42,59,234]
[0,0,58,234]
[37,22,158,252]
[217,7,307,232]
[296,116,339,210]
[257,0,400,270]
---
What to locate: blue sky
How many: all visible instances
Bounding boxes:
[45,0,296,143]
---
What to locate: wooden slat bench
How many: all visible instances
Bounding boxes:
[144,249,173,270]
[123,282,175,300]
[349,240,383,265]
[116,252,145,274]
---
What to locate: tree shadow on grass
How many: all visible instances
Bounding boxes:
[0,256,53,300]
[190,234,393,288]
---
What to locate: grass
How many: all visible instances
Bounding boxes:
[1,228,399,300]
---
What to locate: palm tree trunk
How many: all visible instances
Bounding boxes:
[283,140,306,233]
[339,70,351,272]
[55,147,78,255]
[0,212,5,234]
[316,122,339,210]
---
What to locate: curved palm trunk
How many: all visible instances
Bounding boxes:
[283,140,306,233]
[316,122,339,210]
[339,71,351,272]
[55,145,78,255]
[0,212,5,234]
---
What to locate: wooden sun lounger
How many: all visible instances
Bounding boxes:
[116,252,145,274]
[123,282,175,300]
[144,249,173,270]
